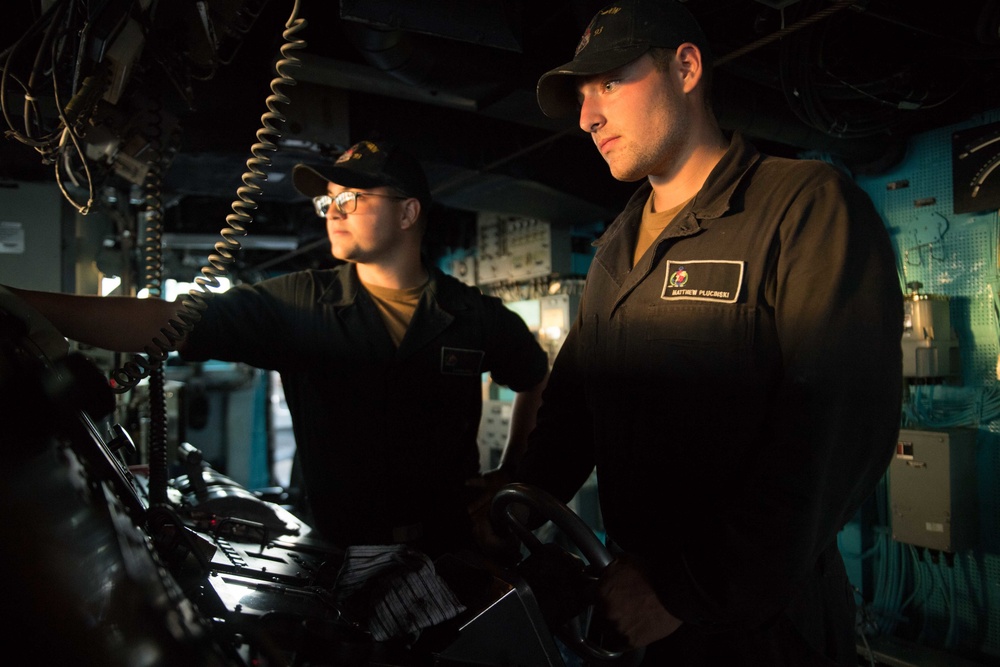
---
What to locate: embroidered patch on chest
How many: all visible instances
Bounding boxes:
[660,259,744,303]
[441,347,485,376]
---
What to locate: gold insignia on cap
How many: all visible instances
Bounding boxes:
[336,141,381,164]
[576,6,620,55]
[335,147,354,164]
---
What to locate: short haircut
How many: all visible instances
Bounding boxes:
[648,46,714,111]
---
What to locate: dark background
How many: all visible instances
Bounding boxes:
[3,0,1000,273]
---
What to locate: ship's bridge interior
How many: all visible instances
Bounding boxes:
[4,1,1000,666]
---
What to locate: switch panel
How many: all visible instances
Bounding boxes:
[889,428,978,552]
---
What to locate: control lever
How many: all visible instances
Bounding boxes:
[173,441,300,537]
[177,441,210,501]
[106,423,137,457]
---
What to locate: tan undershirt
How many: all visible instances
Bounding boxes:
[362,280,427,347]
[633,192,691,267]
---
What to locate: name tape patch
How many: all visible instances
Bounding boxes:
[661,259,744,303]
[441,347,485,376]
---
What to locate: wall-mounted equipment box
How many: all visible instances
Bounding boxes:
[0,182,74,293]
[889,428,978,552]
[901,293,960,380]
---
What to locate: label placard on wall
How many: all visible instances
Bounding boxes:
[0,221,25,254]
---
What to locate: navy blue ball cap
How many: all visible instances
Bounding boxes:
[536,0,711,118]
[293,139,431,208]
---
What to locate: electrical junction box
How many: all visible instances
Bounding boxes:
[889,428,978,552]
[901,293,960,380]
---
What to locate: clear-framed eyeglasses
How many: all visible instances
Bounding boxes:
[312,191,409,218]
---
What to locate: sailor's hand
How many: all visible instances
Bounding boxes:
[465,469,521,563]
[595,554,683,649]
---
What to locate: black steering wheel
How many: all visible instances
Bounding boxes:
[490,482,642,665]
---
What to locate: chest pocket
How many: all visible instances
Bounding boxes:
[639,301,757,384]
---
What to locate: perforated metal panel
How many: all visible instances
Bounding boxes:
[856,108,1000,659]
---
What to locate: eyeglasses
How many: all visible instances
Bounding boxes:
[312,191,409,218]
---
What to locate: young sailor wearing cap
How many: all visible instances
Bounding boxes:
[291,139,434,295]
[8,138,549,558]
[500,1,903,664]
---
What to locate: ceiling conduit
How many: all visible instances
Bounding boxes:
[342,7,903,174]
